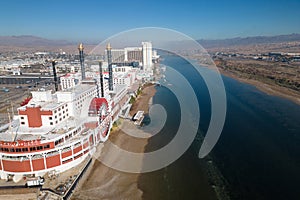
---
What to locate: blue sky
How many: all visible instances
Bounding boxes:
[0,0,299,42]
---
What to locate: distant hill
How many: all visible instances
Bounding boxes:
[0,33,299,52]
[0,35,73,47]
[198,33,300,48]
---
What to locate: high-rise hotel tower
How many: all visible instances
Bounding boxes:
[142,42,153,71]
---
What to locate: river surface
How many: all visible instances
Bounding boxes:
[138,53,300,200]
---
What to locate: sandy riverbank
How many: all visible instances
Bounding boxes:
[198,61,300,106]
[71,84,156,200]
[218,68,300,106]
[129,83,156,116]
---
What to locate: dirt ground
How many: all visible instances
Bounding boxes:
[0,188,38,200]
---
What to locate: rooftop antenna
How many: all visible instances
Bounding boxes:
[7,108,14,141]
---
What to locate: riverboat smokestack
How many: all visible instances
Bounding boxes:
[99,61,104,97]
[106,43,113,91]
[78,43,85,80]
[52,61,58,91]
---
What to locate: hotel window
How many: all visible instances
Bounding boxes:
[50,122,53,125]
[20,116,24,119]
[37,146,43,150]
[49,117,52,120]
[21,122,25,125]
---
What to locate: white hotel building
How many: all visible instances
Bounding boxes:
[104,42,155,72]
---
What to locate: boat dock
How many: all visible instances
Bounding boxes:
[133,110,144,125]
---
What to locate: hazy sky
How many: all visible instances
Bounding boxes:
[0,0,299,42]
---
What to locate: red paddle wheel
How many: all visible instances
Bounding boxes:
[88,98,111,141]
[20,97,32,106]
